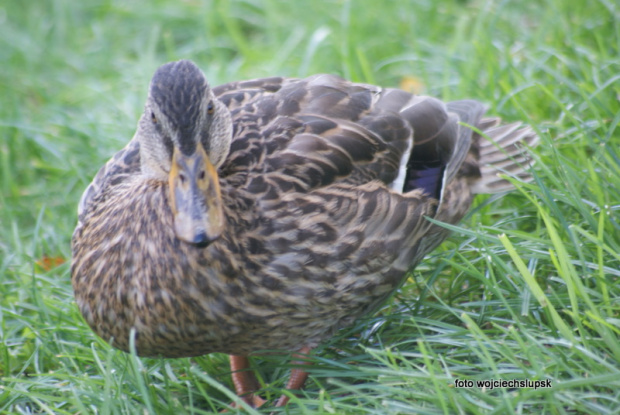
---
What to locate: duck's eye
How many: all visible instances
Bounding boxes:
[207,101,214,115]
[151,112,157,123]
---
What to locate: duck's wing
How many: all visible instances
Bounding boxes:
[216,74,499,205]
[217,74,460,196]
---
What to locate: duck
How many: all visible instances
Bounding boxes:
[71,59,539,408]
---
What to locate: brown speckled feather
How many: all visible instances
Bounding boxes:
[72,66,538,358]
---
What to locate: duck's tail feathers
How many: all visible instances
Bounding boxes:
[470,118,540,194]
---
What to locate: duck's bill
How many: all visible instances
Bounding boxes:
[168,145,225,247]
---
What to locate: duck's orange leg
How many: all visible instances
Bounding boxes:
[229,355,266,408]
[275,346,313,407]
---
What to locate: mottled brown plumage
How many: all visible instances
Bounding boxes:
[71,60,538,406]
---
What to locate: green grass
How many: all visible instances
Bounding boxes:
[1,0,619,413]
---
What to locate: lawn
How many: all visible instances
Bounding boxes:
[1,0,619,413]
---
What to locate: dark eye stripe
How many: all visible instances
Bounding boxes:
[162,134,174,159]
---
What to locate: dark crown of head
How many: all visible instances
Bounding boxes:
[151,61,208,129]
[150,60,209,154]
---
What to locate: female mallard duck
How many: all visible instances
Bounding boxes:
[71,59,538,407]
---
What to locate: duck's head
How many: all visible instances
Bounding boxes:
[137,60,232,247]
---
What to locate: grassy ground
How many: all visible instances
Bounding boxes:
[1,0,619,413]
